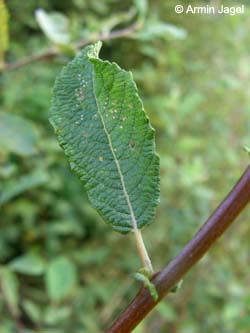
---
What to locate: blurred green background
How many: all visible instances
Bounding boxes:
[0,0,250,332]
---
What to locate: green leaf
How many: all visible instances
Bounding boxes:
[50,42,160,233]
[136,21,187,41]
[0,267,19,316]
[22,299,42,323]
[35,9,70,46]
[45,257,77,302]
[44,305,72,325]
[133,271,158,301]
[0,112,39,156]
[0,169,48,206]
[9,254,45,276]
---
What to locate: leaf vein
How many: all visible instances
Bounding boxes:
[91,68,139,232]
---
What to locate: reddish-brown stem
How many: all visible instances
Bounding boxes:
[107,165,250,333]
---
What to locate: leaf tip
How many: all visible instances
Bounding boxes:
[88,41,102,59]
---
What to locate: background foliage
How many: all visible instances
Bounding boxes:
[0,0,249,332]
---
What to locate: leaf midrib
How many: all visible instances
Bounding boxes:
[91,69,138,231]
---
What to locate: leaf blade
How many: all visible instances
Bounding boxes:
[51,42,160,233]
[45,257,77,302]
[0,267,19,317]
[0,112,39,157]
[35,9,70,45]
[8,254,45,276]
